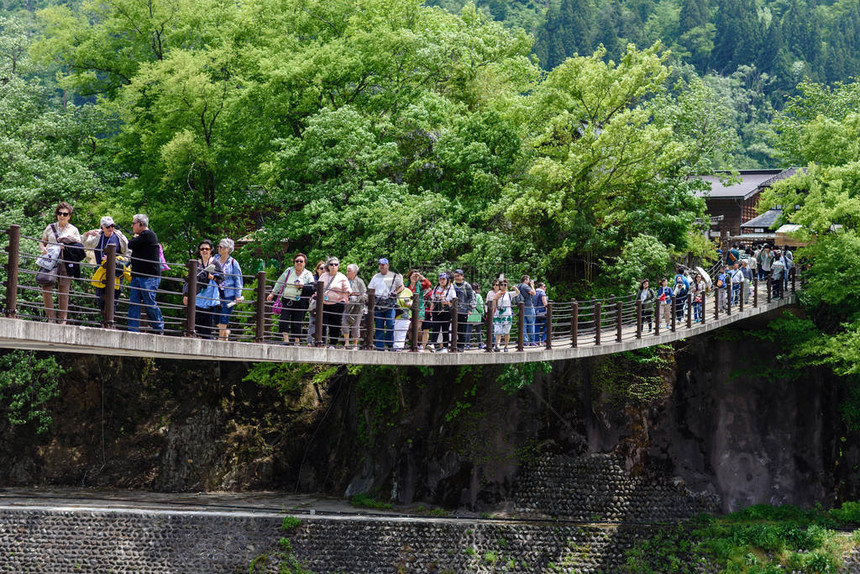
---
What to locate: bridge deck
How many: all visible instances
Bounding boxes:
[0,294,797,365]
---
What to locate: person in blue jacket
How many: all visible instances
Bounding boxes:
[214,238,243,341]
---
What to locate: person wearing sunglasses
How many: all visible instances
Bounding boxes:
[83,216,130,318]
[306,260,328,345]
[214,238,243,341]
[268,253,315,344]
[182,239,224,339]
[38,202,82,324]
[315,257,350,347]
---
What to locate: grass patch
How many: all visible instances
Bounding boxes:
[624,503,860,573]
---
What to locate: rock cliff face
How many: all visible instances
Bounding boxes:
[0,319,852,516]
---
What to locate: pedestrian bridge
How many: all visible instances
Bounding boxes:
[1,225,800,365]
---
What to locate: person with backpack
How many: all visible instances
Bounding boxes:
[656,278,673,329]
[83,215,129,319]
[452,269,476,351]
[673,274,689,322]
[771,251,786,299]
[516,275,537,345]
[426,272,455,352]
[691,273,706,323]
[405,270,431,351]
[533,282,548,344]
[468,283,486,349]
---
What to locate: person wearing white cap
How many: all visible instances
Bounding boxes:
[83,215,129,316]
[367,258,404,350]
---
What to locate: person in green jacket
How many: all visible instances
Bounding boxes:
[467,283,485,349]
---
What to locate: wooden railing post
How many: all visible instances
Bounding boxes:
[671,296,676,332]
[700,292,706,325]
[410,290,420,352]
[315,280,324,346]
[365,289,375,350]
[103,244,117,329]
[686,293,692,329]
[451,298,460,353]
[791,269,796,293]
[594,301,601,345]
[5,224,20,318]
[616,298,622,342]
[635,299,642,339]
[726,274,732,315]
[714,284,720,321]
[516,301,525,352]
[654,300,661,336]
[545,302,553,350]
[571,300,578,348]
[255,270,266,343]
[485,298,495,352]
[767,276,772,304]
[739,279,744,312]
[185,259,198,337]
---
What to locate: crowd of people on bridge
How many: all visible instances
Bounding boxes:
[636,243,797,331]
[32,204,796,350]
[33,203,554,351]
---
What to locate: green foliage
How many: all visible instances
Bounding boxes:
[610,234,674,292]
[498,362,552,394]
[593,345,673,405]
[624,503,860,574]
[350,493,393,509]
[0,350,64,434]
[243,363,336,398]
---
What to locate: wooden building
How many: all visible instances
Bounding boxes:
[696,168,797,240]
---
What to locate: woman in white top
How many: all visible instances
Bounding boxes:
[268,253,315,344]
[316,257,350,347]
[39,202,81,324]
[486,277,517,352]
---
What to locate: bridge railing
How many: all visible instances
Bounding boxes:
[2,225,801,354]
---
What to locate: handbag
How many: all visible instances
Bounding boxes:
[272,269,291,315]
[36,264,59,286]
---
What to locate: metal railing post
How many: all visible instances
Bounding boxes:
[255,271,266,343]
[594,301,601,345]
[185,260,198,337]
[545,302,553,350]
[5,224,20,318]
[365,289,375,350]
[103,244,116,329]
[516,301,524,352]
[571,300,578,348]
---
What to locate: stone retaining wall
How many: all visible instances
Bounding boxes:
[0,507,664,573]
[513,454,720,521]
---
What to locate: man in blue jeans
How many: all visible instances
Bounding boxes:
[127,214,164,334]
[516,275,537,345]
[367,258,403,350]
